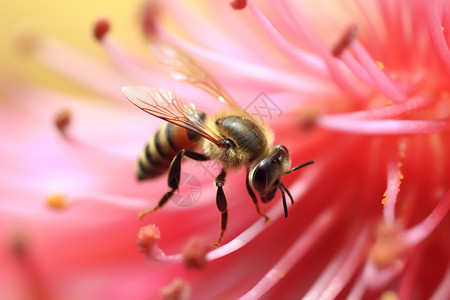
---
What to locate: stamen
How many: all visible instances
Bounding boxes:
[307,225,369,300]
[403,189,450,247]
[22,35,127,100]
[271,0,367,99]
[160,278,191,300]
[230,0,247,10]
[156,26,326,92]
[246,1,328,76]
[11,230,26,259]
[93,18,110,41]
[369,222,406,269]
[383,158,403,225]
[141,0,160,37]
[239,207,336,299]
[54,108,71,136]
[137,224,160,254]
[138,167,318,266]
[332,25,359,57]
[316,117,450,135]
[182,236,209,269]
[425,0,450,74]
[430,265,450,299]
[46,194,68,210]
[317,95,430,121]
[350,41,405,102]
[397,254,420,300]
[13,28,40,54]
[95,24,163,86]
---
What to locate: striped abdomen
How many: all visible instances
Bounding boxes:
[137,116,205,180]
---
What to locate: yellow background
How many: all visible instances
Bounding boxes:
[0,0,145,85]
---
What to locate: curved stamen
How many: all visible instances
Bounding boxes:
[383,158,403,225]
[317,117,450,135]
[426,0,450,74]
[350,41,406,102]
[403,189,450,247]
[155,27,328,93]
[306,225,369,300]
[238,206,337,300]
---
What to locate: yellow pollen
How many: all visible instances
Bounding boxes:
[381,198,387,205]
[397,171,404,180]
[442,26,445,31]
[46,194,68,210]
[376,61,385,70]
[379,290,398,300]
[279,273,285,278]
[383,190,387,197]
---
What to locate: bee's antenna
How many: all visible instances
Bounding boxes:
[285,160,314,175]
[278,183,294,218]
[279,160,314,217]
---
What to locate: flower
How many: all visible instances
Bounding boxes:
[2,0,450,299]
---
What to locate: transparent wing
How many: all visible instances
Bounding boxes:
[151,42,242,108]
[122,86,225,146]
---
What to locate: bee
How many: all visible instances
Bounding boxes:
[122,43,314,248]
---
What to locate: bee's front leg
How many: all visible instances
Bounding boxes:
[245,171,271,224]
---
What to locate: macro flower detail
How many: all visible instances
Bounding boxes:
[1,0,450,299]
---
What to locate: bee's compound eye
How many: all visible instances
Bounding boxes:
[252,164,268,193]
[221,138,236,149]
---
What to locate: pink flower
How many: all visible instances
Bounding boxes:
[2,0,450,299]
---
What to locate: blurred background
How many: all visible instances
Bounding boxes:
[0,0,144,89]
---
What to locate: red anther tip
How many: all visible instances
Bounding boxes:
[55,108,71,135]
[182,237,209,269]
[332,24,359,57]
[142,1,160,37]
[94,19,110,41]
[230,0,247,10]
[137,224,160,253]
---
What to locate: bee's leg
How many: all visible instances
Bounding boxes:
[245,174,271,224]
[212,168,228,249]
[139,149,210,219]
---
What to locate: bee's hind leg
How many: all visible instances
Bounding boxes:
[139,149,210,219]
[212,168,228,249]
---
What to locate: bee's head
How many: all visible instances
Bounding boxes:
[249,145,314,217]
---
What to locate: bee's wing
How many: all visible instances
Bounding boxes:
[151,43,242,109]
[122,86,226,146]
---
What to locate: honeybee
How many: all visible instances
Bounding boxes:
[122,43,314,248]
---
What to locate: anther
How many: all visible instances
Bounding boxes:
[55,108,71,135]
[230,0,247,10]
[93,19,110,41]
[332,24,359,57]
[11,231,26,259]
[141,1,160,37]
[14,29,40,54]
[182,236,209,269]
[369,221,406,269]
[137,224,161,253]
[160,278,191,300]
[46,194,68,210]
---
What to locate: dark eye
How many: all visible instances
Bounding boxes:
[252,164,268,193]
